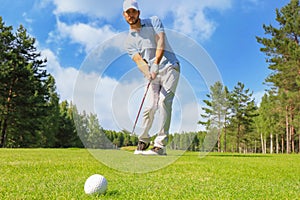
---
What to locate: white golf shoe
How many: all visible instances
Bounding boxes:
[141,147,167,156]
[133,150,143,155]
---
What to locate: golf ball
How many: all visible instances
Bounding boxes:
[84,174,108,195]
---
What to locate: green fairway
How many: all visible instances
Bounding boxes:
[0,149,299,199]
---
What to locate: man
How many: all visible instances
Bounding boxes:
[123,0,180,155]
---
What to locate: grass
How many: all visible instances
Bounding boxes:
[0,149,299,200]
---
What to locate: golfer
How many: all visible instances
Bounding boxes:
[123,0,180,155]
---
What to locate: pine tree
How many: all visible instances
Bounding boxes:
[42,75,60,147]
[256,0,300,153]
[0,17,15,147]
[0,18,50,147]
[199,81,229,152]
[255,93,282,153]
[229,82,258,152]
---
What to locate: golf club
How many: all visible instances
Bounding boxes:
[131,80,151,136]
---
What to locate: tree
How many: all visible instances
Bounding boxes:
[255,93,282,153]
[257,0,300,92]
[0,18,51,147]
[0,18,15,147]
[73,109,113,149]
[229,82,258,152]
[256,0,300,153]
[41,75,60,147]
[199,81,229,152]
[54,101,82,148]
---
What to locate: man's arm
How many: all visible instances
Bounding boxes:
[149,32,165,77]
[155,32,165,65]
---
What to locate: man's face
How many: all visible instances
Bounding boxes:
[123,8,140,25]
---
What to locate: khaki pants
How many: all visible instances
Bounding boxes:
[139,64,180,148]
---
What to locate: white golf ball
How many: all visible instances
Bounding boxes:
[84,174,108,195]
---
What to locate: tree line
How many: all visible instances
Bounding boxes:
[1,0,299,153]
[200,0,300,154]
[255,0,300,154]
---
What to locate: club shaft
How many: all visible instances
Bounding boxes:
[131,81,151,135]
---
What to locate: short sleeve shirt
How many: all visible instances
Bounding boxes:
[124,16,179,71]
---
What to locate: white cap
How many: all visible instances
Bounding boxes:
[123,0,139,12]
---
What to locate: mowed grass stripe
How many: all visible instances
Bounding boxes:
[0,149,299,199]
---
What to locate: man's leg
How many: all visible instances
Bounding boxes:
[154,66,180,149]
[153,91,174,147]
[138,81,160,144]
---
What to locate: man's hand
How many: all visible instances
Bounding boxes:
[146,71,157,80]
[150,72,157,80]
[149,63,158,80]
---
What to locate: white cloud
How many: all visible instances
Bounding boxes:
[140,0,232,40]
[173,6,216,41]
[172,0,231,40]
[41,49,78,102]
[55,20,118,54]
[52,0,122,19]
[45,1,121,55]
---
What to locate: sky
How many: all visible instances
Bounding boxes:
[0,0,291,134]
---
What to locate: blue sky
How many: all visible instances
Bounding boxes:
[0,0,291,132]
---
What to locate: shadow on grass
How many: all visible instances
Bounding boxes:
[93,190,120,198]
[105,190,120,197]
[169,152,272,158]
[206,153,272,158]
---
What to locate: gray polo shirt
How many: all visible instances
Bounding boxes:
[124,16,179,72]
